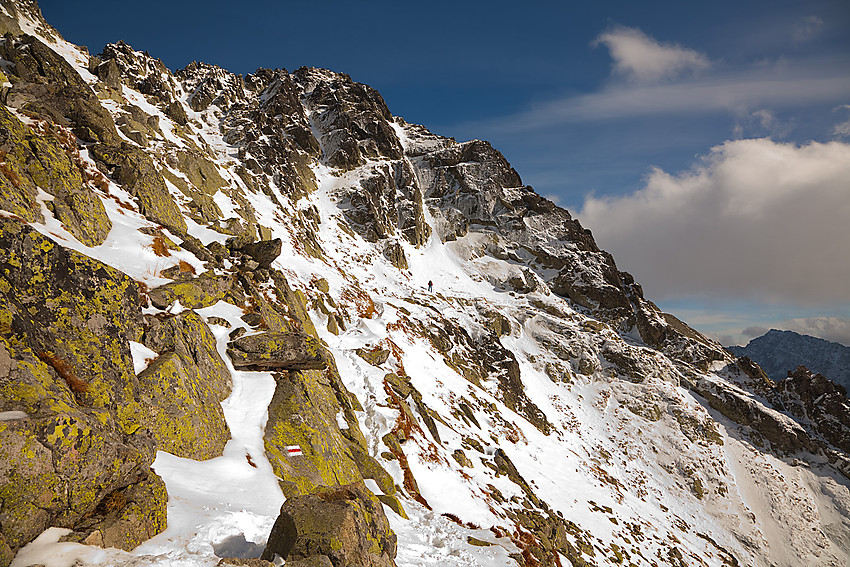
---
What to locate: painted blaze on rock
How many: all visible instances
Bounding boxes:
[227,331,326,371]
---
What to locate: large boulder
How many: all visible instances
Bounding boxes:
[0,220,164,561]
[136,310,232,459]
[237,238,282,269]
[227,332,326,371]
[263,369,362,497]
[136,351,230,460]
[147,273,235,310]
[261,482,397,567]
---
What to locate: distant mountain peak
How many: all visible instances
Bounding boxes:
[730,328,850,389]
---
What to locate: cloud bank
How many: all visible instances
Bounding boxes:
[578,138,850,305]
[784,317,850,346]
[593,26,711,83]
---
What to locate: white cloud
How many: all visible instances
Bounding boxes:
[593,26,711,83]
[783,317,850,346]
[475,63,850,132]
[833,105,850,138]
[578,138,850,305]
[793,15,824,44]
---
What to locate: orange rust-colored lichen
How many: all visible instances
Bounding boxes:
[150,236,170,257]
[37,351,89,397]
[178,260,196,274]
[340,285,377,319]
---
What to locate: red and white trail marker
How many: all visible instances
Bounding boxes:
[286,445,303,457]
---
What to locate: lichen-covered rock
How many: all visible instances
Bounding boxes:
[89,143,188,234]
[0,220,163,559]
[148,273,235,310]
[261,482,397,567]
[0,105,111,246]
[0,219,143,408]
[227,331,326,371]
[60,471,168,551]
[133,310,232,459]
[264,369,362,497]
[136,351,230,459]
[143,310,232,395]
[348,442,396,496]
[0,35,119,145]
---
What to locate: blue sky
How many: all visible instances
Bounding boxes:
[40,0,850,346]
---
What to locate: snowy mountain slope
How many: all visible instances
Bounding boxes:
[0,2,849,567]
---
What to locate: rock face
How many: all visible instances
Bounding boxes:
[0,219,164,558]
[776,366,850,454]
[261,482,397,567]
[0,105,111,246]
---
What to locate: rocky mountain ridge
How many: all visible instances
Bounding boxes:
[0,1,849,566]
[730,329,850,389]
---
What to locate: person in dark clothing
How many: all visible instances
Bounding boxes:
[427,280,433,292]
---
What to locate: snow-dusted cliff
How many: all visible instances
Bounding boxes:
[1,2,849,567]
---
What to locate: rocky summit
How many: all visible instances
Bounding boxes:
[0,1,849,566]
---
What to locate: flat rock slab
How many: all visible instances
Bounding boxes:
[227,332,326,371]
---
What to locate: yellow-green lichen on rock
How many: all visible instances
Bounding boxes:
[0,219,143,409]
[60,471,168,551]
[0,220,165,561]
[147,273,235,310]
[142,309,232,396]
[0,104,111,246]
[135,351,230,460]
[264,369,363,498]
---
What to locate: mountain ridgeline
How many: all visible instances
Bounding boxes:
[730,329,850,389]
[0,1,849,566]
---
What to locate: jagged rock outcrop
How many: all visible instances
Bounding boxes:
[692,373,819,454]
[294,68,402,170]
[261,482,397,567]
[0,35,119,145]
[776,366,850,454]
